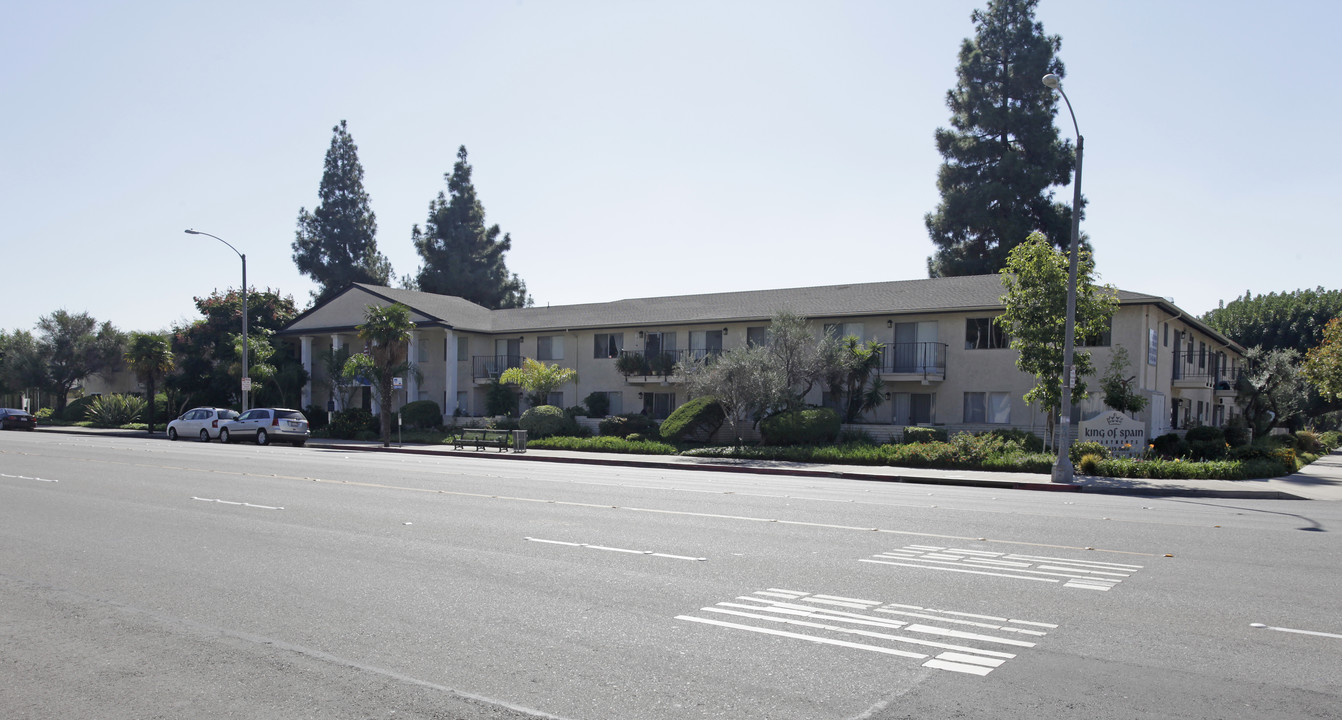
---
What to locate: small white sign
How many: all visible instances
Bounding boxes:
[1079,410,1146,456]
[241,377,252,392]
[392,377,403,390]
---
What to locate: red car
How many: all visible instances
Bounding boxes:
[0,408,36,430]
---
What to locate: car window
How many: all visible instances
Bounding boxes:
[275,410,305,420]
[219,410,239,420]
[191,410,206,420]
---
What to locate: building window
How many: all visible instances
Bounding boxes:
[546,391,564,407]
[537,335,563,361]
[457,337,469,361]
[642,392,675,420]
[747,326,769,347]
[965,318,1009,349]
[1079,318,1113,347]
[1199,341,1206,369]
[594,333,624,359]
[456,391,468,414]
[892,392,935,425]
[688,330,723,361]
[963,392,1011,424]
[824,322,866,340]
[1163,322,1169,347]
[602,391,624,416]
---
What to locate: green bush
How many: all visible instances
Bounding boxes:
[1184,425,1224,443]
[400,400,444,430]
[303,404,329,430]
[488,416,521,431]
[659,396,725,443]
[583,391,611,418]
[1069,441,1111,465]
[761,408,840,446]
[35,407,54,422]
[519,405,580,439]
[599,413,658,439]
[527,435,678,455]
[61,395,100,421]
[1294,430,1322,454]
[1320,431,1342,450]
[484,381,518,417]
[329,408,376,439]
[983,428,1045,453]
[1078,453,1104,475]
[85,394,146,427]
[901,426,948,444]
[1223,423,1251,447]
[837,428,878,446]
[1151,433,1184,459]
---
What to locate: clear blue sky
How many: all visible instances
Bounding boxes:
[3,1,1338,334]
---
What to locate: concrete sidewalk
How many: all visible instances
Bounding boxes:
[27,425,1342,501]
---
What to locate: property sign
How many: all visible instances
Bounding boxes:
[393,377,404,390]
[241,377,252,392]
[1079,410,1146,456]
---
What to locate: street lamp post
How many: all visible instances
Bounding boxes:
[185,229,249,411]
[1043,73,1083,483]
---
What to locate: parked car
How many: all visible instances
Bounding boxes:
[0,408,36,430]
[219,408,310,447]
[167,407,240,442]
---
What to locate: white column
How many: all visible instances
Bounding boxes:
[300,336,313,409]
[330,334,345,410]
[444,328,458,419]
[408,331,421,402]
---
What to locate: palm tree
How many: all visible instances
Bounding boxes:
[345,303,417,446]
[125,332,174,434]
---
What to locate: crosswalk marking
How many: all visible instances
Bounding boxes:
[677,589,1054,676]
[862,545,1143,591]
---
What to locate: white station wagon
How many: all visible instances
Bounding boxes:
[167,407,240,442]
[219,408,310,447]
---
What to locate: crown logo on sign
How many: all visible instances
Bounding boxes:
[1107,414,1124,426]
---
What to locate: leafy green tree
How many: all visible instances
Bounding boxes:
[763,312,839,413]
[1302,317,1342,401]
[169,288,301,411]
[0,329,47,401]
[412,146,532,309]
[125,332,174,433]
[1099,345,1148,416]
[344,303,418,446]
[996,232,1117,446]
[35,310,126,412]
[1202,288,1342,355]
[681,344,781,446]
[925,0,1079,277]
[317,345,358,412]
[499,358,578,408]
[292,120,393,306]
[1237,347,1307,437]
[826,336,887,423]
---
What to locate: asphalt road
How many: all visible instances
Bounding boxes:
[2,431,1339,719]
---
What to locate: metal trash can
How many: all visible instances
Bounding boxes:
[512,429,528,453]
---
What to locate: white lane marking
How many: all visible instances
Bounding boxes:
[675,616,929,660]
[679,589,1049,676]
[1,472,57,482]
[524,537,705,561]
[866,545,1144,591]
[1251,623,1342,639]
[191,497,284,510]
[861,558,1060,582]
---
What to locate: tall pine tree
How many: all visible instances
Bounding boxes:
[412,146,532,309]
[292,120,393,306]
[925,0,1079,278]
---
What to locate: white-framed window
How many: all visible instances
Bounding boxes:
[965,318,1009,349]
[547,391,564,407]
[746,326,769,347]
[964,392,1011,424]
[688,330,723,361]
[537,335,564,361]
[594,333,624,359]
[824,322,866,340]
[892,392,935,425]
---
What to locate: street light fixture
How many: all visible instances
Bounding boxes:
[185,229,249,411]
[1042,72,1083,483]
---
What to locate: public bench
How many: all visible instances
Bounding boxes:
[454,428,512,452]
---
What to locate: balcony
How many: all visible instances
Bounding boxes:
[1213,367,1244,397]
[878,342,947,383]
[617,349,720,383]
[472,354,525,383]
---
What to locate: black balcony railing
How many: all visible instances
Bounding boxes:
[473,354,524,380]
[616,349,722,377]
[878,342,948,377]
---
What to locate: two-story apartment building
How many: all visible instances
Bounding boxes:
[277,275,1245,440]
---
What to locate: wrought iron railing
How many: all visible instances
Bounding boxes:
[473,354,524,380]
[878,342,948,377]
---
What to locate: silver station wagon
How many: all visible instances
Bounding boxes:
[219,407,310,447]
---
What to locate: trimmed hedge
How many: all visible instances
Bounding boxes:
[599,413,658,439]
[761,408,840,446]
[519,405,580,439]
[329,408,377,439]
[659,396,725,443]
[527,435,678,455]
[400,400,444,429]
[902,426,948,444]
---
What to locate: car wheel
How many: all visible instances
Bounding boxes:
[257,429,269,446]
[168,428,179,441]
[220,428,232,444]
[199,429,210,442]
